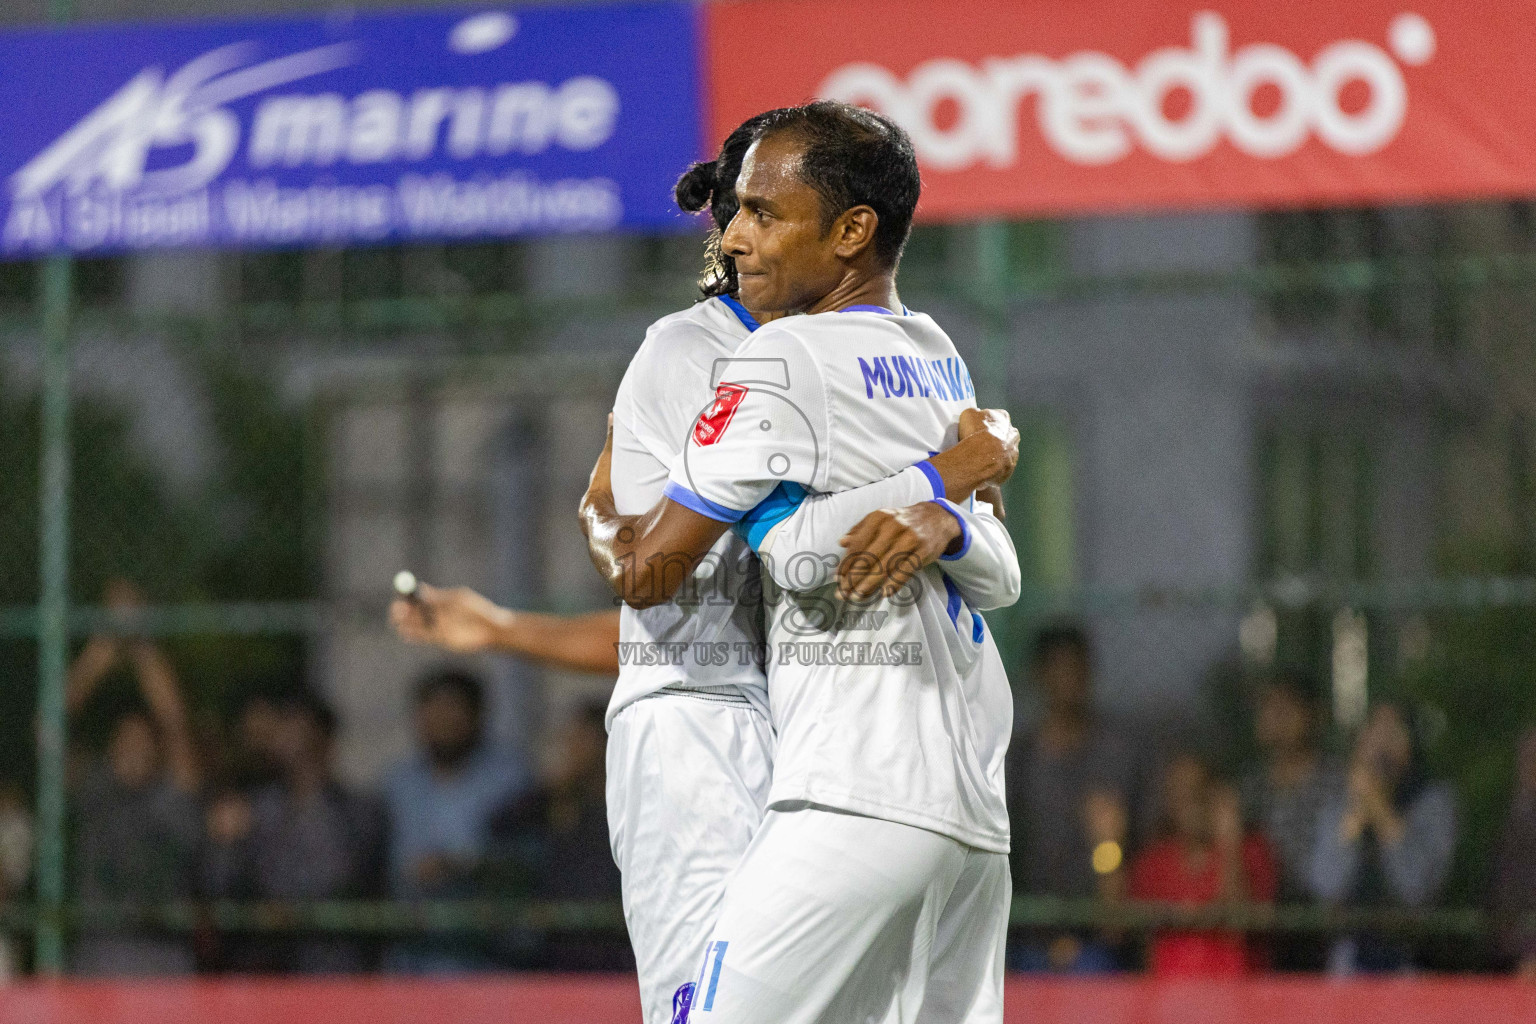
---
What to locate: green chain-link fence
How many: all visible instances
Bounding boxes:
[4,201,1536,974]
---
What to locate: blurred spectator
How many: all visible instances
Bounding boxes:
[1237,670,1341,969]
[1007,624,1142,972]
[1130,752,1276,977]
[1490,727,1536,980]
[223,688,287,793]
[67,581,201,977]
[383,667,529,973]
[1309,700,1457,974]
[202,692,385,973]
[0,782,32,983]
[488,700,629,972]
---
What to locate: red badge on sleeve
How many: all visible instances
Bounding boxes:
[693,383,749,446]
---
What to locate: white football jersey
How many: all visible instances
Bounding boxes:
[665,308,1015,853]
[606,295,769,726]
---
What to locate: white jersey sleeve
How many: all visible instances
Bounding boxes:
[742,473,1020,613]
[747,466,937,591]
[930,498,1022,611]
[612,317,733,514]
[664,325,830,521]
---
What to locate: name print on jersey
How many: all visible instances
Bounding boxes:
[858,354,975,400]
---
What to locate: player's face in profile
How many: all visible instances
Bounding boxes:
[722,133,846,314]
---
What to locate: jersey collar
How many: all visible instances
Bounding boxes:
[839,304,913,316]
[719,294,760,333]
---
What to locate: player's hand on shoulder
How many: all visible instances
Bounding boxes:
[837,502,964,601]
[389,582,508,654]
[925,408,1019,509]
[958,407,1020,484]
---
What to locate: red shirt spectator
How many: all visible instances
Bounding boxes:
[1130,753,1278,977]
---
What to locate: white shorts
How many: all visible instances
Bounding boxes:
[607,692,774,1024]
[689,806,1009,1024]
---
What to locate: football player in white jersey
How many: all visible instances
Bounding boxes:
[578,102,1018,1023]
[398,111,1018,1024]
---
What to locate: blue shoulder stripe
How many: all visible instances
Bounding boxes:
[664,480,750,524]
[732,481,808,551]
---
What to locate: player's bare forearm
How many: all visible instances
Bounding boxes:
[579,488,729,610]
[577,413,730,609]
[578,478,639,598]
[927,434,1007,500]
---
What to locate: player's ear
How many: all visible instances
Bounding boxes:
[832,206,879,261]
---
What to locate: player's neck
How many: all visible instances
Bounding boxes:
[805,269,900,316]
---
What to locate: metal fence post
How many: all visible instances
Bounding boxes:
[34,254,73,975]
[34,0,76,978]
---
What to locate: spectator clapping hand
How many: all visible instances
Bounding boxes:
[1340,710,1411,848]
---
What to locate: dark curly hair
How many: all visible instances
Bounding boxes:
[675,109,788,298]
[751,100,920,270]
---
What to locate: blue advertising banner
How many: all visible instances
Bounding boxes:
[0,3,703,255]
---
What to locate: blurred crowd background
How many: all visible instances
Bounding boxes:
[4,587,1536,980]
[4,0,1536,988]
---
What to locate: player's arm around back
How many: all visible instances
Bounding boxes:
[833,499,1020,610]
[833,408,1023,606]
[583,323,830,608]
[748,416,1019,594]
[578,415,731,610]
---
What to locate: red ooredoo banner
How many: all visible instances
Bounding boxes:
[704,0,1536,219]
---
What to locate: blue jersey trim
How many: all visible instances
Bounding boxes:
[732,481,808,552]
[931,499,973,561]
[915,460,946,500]
[942,574,985,643]
[942,574,962,627]
[664,480,749,524]
[719,294,760,332]
[839,304,915,316]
